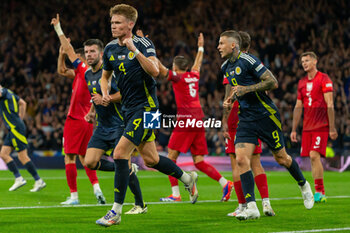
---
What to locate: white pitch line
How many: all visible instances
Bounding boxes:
[0,195,350,210]
[270,227,350,233]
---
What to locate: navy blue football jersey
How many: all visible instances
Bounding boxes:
[85,66,124,129]
[221,52,279,121]
[0,88,27,138]
[103,35,159,112]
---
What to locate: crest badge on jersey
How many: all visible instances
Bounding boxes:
[128,51,135,60]
[307,83,313,92]
[118,55,126,60]
[235,66,241,75]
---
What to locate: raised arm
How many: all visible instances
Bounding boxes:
[290,99,303,142]
[57,45,75,79]
[233,69,278,97]
[123,38,159,77]
[191,33,204,72]
[324,92,338,140]
[18,98,27,120]
[51,14,78,63]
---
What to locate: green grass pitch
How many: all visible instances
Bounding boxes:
[0,170,349,233]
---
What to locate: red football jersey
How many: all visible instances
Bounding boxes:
[297,71,333,131]
[223,77,239,131]
[67,60,91,120]
[168,70,204,119]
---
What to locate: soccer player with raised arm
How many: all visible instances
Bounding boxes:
[0,86,46,192]
[51,14,105,205]
[81,38,147,214]
[218,30,314,221]
[291,51,337,203]
[96,4,198,227]
[223,31,274,217]
[156,33,233,203]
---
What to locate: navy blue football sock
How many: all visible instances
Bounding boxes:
[287,159,306,186]
[152,156,183,179]
[24,161,40,181]
[128,171,144,207]
[240,170,256,203]
[114,159,130,204]
[93,159,115,171]
[7,161,21,178]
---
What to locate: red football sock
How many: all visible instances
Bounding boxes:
[315,178,325,195]
[195,160,222,181]
[254,173,269,199]
[168,160,179,187]
[65,164,77,193]
[233,181,246,204]
[84,166,99,185]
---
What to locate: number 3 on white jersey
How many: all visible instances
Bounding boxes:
[189,83,196,97]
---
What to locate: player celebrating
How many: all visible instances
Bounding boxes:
[156,33,233,203]
[51,14,105,205]
[0,86,46,192]
[223,31,274,217]
[218,30,314,221]
[96,4,198,227]
[291,51,337,203]
[81,38,147,214]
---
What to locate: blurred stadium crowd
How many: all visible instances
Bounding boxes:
[0,0,350,155]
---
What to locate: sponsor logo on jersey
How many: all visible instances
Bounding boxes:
[144,110,161,129]
[235,66,241,75]
[230,70,235,76]
[118,55,126,60]
[92,81,96,85]
[255,63,263,72]
[326,83,333,88]
[146,48,156,54]
[109,55,115,61]
[128,51,135,60]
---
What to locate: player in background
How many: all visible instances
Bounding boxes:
[291,51,337,203]
[82,38,147,214]
[0,86,46,192]
[219,30,314,221]
[223,31,274,217]
[51,14,105,205]
[155,32,233,202]
[96,4,198,227]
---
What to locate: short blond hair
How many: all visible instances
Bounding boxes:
[300,51,318,61]
[110,4,138,23]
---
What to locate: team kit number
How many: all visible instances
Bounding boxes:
[272,130,282,149]
[119,62,126,75]
[189,83,196,97]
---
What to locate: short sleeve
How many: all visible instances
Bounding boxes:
[103,47,113,71]
[137,37,157,58]
[322,75,333,93]
[297,81,302,100]
[241,53,267,78]
[73,58,88,76]
[167,70,181,82]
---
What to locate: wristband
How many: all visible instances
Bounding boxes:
[54,23,64,36]
[198,47,204,52]
[134,49,140,56]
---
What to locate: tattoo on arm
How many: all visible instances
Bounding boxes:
[224,84,232,100]
[245,70,278,93]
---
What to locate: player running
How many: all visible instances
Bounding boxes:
[96,4,198,227]
[51,14,105,205]
[223,31,274,217]
[0,86,46,192]
[219,30,314,221]
[156,33,233,203]
[82,38,147,214]
[291,51,337,203]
